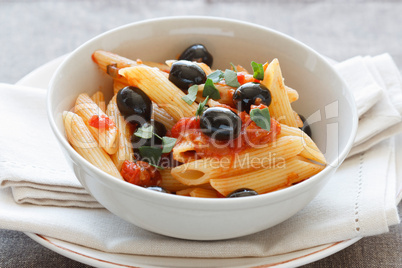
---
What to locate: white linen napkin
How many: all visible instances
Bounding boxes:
[0,53,401,258]
[335,54,402,156]
[0,84,102,208]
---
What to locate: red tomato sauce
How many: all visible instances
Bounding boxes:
[170,106,281,159]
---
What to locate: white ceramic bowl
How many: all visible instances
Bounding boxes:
[47,16,357,240]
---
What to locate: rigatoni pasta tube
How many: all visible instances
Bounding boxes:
[171,135,304,185]
[262,59,298,127]
[63,111,122,180]
[74,93,118,155]
[210,156,324,196]
[119,65,198,121]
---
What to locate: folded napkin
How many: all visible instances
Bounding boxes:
[0,84,102,208]
[0,54,401,258]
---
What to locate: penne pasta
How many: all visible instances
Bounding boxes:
[196,83,234,106]
[159,169,213,193]
[106,95,134,170]
[119,65,198,121]
[172,140,198,163]
[262,59,298,127]
[92,49,170,75]
[74,93,119,155]
[113,79,130,95]
[171,136,304,185]
[63,111,122,179]
[189,188,219,198]
[152,104,177,130]
[91,91,106,113]
[210,156,324,196]
[285,85,299,103]
[278,124,326,164]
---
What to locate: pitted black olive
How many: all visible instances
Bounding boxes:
[169,60,207,91]
[179,44,213,67]
[116,86,152,124]
[200,107,241,141]
[298,114,312,138]
[146,186,170,194]
[227,188,258,198]
[131,120,167,150]
[233,82,272,113]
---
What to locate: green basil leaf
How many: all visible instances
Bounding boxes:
[224,69,240,88]
[134,124,154,139]
[181,84,199,105]
[202,78,221,100]
[138,146,163,166]
[230,62,238,72]
[207,70,224,83]
[250,107,271,131]
[162,137,177,154]
[196,96,209,118]
[251,61,264,80]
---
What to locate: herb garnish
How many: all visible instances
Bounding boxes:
[224,69,240,88]
[196,96,209,118]
[181,85,199,105]
[250,107,271,131]
[202,79,221,100]
[207,70,224,83]
[251,61,264,80]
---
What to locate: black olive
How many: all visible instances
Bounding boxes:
[131,120,167,149]
[179,44,213,67]
[116,86,152,125]
[168,60,207,91]
[233,82,272,113]
[200,107,241,141]
[145,186,170,194]
[227,188,258,198]
[298,114,312,138]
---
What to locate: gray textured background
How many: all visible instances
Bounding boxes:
[0,0,401,267]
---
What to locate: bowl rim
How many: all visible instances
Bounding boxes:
[47,16,358,209]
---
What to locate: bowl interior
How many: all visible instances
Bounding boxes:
[49,16,357,192]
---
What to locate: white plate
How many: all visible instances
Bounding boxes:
[18,56,360,268]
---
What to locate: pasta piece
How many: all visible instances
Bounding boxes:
[106,95,134,170]
[171,136,304,185]
[261,59,298,127]
[152,104,176,130]
[91,91,106,113]
[63,111,122,179]
[119,65,198,121]
[189,188,219,198]
[176,187,197,196]
[113,79,130,95]
[92,49,170,74]
[294,111,303,128]
[172,140,198,163]
[278,124,326,164]
[159,169,213,192]
[74,93,118,155]
[285,85,299,103]
[196,83,234,106]
[210,156,325,196]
